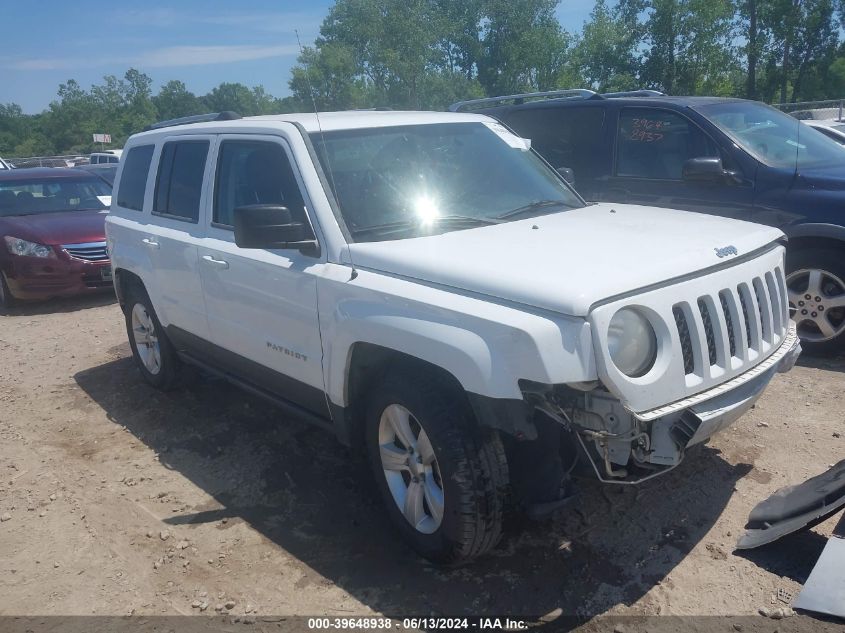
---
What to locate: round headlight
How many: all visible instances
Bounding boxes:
[607,308,657,377]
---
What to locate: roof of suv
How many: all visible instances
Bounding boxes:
[132,110,492,139]
[0,167,103,182]
[476,95,747,116]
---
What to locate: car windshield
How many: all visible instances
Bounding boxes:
[696,101,845,170]
[0,176,111,217]
[310,122,583,242]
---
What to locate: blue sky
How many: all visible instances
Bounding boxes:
[0,1,596,114]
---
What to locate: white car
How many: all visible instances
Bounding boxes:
[89,150,122,164]
[106,110,801,563]
[803,119,845,145]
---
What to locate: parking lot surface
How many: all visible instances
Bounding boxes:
[0,295,843,621]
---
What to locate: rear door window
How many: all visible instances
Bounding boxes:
[116,145,154,211]
[616,108,719,180]
[153,140,209,222]
[505,107,606,178]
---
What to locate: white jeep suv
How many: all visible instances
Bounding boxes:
[106,110,800,563]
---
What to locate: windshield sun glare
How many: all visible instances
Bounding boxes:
[311,122,582,242]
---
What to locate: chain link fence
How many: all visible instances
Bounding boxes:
[6,155,89,169]
[773,98,845,121]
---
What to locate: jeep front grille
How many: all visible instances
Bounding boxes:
[63,241,109,262]
[673,306,695,375]
[592,245,793,415]
[673,266,789,378]
[718,291,737,357]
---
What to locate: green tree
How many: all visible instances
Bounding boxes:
[290,0,571,109]
[289,43,371,110]
[44,79,97,153]
[202,82,279,115]
[640,0,737,94]
[153,80,201,120]
[572,0,643,91]
[477,0,571,95]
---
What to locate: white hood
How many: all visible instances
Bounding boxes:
[347,203,784,316]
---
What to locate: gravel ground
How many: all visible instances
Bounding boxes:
[0,293,843,627]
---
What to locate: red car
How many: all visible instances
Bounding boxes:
[0,168,113,307]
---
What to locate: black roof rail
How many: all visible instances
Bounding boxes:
[449,89,599,112]
[601,89,665,98]
[144,111,242,132]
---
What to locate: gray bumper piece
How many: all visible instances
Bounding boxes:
[793,513,845,619]
[736,458,845,550]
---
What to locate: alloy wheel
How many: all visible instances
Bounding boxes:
[378,404,445,534]
[131,303,162,375]
[787,268,845,342]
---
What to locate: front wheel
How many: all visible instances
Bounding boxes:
[0,272,16,310]
[786,247,845,355]
[365,369,508,564]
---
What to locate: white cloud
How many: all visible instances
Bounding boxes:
[112,8,322,34]
[133,44,301,67]
[113,7,183,28]
[2,44,300,71]
[201,11,323,34]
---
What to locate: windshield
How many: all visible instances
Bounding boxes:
[0,176,111,217]
[696,101,845,170]
[311,122,583,242]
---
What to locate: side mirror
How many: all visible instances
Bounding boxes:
[556,166,575,185]
[233,204,317,252]
[682,157,727,182]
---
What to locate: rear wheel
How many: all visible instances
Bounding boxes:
[124,286,180,389]
[786,247,845,354]
[365,368,508,564]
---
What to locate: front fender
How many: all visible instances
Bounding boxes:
[318,268,597,409]
[330,311,504,402]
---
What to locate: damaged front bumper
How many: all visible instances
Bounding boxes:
[539,323,801,484]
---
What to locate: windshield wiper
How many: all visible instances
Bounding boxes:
[351,214,500,238]
[436,214,501,225]
[496,199,572,220]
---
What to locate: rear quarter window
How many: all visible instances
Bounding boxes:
[116,145,154,211]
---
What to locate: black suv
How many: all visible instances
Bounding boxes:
[452,89,845,353]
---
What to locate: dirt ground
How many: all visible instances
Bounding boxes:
[0,292,843,626]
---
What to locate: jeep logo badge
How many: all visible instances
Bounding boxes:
[714,245,738,258]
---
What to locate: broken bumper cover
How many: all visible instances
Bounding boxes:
[737,458,845,550]
[573,325,801,482]
[633,322,801,423]
[647,326,800,463]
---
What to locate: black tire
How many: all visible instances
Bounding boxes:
[786,247,845,355]
[124,285,181,389]
[0,272,16,310]
[364,367,508,564]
